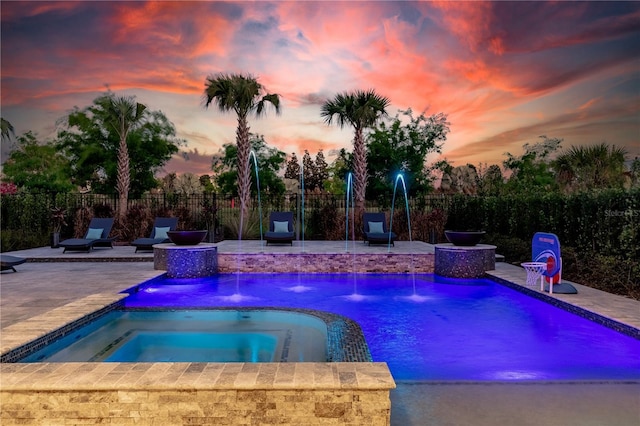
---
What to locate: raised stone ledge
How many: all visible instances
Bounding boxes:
[219,253,434,273]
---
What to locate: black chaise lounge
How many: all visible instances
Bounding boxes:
[59,217,116,253]
[0,254,26,272]
[363,212,397,246]
[265,212,295,245]
[131,217,178,252]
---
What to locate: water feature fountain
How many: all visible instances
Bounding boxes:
[222,150,264,302]
[434,235,496,278]
[345,172,355,253]
[249,150,264,244]
[388,174,429,302]
[300,157,305,250]
[388,173,411,253]
[341,172,365,301]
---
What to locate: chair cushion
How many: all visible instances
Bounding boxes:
[155,226,171,240]
[86,228,104,240]
[368,221,384,234]
[273,221,289,233]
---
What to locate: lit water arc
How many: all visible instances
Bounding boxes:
[300,158,305,251]
[389,173,428,302]
[343,172,374,301]
[227,151,263,302]
[284,156,312,293]
[249,150,263,244]
[388,173,412,251]
[345,172,355,253]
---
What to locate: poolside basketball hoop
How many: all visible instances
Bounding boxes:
[521,262,546,289]
[531,232,577,294]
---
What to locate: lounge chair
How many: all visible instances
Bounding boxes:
[0,254,26,272]
[131,217,178,252]
[265,212,295,245]
[59,217,116,253]
[363,212,397,246]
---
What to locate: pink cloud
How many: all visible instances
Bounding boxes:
[2,1,638,179]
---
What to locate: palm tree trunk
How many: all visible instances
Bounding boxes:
[353,127,367,217]
[236,115,251,227]
[116,135,130,219]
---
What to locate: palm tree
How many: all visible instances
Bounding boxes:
[98,95,147,219]
[1,117,15,143]
[204,73,281,220]
[321,89,390,214]
[554,143,627,192]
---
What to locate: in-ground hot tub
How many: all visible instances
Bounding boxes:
[5,307,371,364]
[17,309,330,363]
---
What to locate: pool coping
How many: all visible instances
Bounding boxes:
[1,301,373,364]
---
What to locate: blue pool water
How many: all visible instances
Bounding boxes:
[20,310,328,363]
[124,273,640,381]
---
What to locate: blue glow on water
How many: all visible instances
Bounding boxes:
[124,273,640,381]
[105,331,277,363]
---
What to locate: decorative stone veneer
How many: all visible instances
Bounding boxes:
[1,362,394,425]
[434,243,496,278]
[153,243,218,278]
[218,253,434,273]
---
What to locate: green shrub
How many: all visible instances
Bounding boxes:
[565,251,640,300]
[483,234,530,264]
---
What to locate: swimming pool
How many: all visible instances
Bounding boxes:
[18,310,329,363]
[124,273,640,381]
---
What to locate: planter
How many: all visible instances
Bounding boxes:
[444,230,486,246]
[167,230,208,246]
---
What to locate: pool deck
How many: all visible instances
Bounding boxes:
[1,242,639,425]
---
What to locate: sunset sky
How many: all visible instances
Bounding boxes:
[1,1,639,177]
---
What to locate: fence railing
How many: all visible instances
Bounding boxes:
[2,189,636,261]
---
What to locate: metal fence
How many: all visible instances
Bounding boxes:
[0,191,452,241]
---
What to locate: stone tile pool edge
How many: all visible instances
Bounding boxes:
[0,293,394,425]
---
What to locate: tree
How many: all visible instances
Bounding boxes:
[1,117,15,143]
[445,164,479,195]
[630,157,640,188]
[503,135,562,194]
[366,109,449,200]
[199,175,216,193]
[161,173,178,194]
[204,73,281,219]
[477,164,504,196]
[174,173,204,194]
[284,153,300,180]
[324,148,353,195]
[321,89,390,214]
[554,143,628,192]
[315,150,329,189]
[56,92,183,198]
[97,95,147,219]
[211,134,286,197]
[302,150,317,190]
[2,131,74,192]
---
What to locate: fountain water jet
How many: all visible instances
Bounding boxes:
[249,150,264,245]
[300,158,305,251]
[388,174,411,252]
[284,155,311,293]
[342,172,375,301]
[227,150,264,302]
[389,174,429,302]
